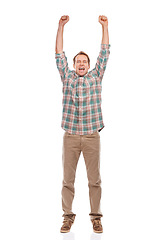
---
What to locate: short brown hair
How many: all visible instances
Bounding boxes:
[73,51,90,65]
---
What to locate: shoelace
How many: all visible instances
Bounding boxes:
[93,219,102,226]
[62,219,72,227]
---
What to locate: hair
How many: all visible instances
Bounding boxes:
[73,51,90,65]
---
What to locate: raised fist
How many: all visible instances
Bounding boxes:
[98,15,108,27]
[59,15,69,27]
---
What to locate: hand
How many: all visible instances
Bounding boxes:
[59,15,69,27]
[98,15,108,28]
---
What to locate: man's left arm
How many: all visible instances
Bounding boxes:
[99,15,109,45]
[91,15,110,80]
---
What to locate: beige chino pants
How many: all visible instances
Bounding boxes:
[61,130,103,222]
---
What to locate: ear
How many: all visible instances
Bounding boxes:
[73,63,75,69]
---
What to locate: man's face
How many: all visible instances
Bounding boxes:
[73,54,90,76]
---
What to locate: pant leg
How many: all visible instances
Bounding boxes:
[62,131,81,221]
[82,131,103,220]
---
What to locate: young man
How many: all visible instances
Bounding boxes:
[55,15,110,233]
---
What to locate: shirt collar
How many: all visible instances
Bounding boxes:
[73,70,87,79]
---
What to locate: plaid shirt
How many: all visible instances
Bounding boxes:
[55,44,110,135]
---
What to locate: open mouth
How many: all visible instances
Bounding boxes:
[79,67,85,71]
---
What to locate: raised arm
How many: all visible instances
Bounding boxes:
[55,15,69,54]
[98,15,109,45]
[90,15,110,80]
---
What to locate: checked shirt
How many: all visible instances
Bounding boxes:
[55,43,110,135]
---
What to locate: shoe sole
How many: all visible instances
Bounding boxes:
[60,230,70,233]
[93,230,103,233]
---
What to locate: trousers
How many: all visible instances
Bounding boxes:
[61,130,103,221]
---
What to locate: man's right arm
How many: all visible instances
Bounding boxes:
[55,15,69,54]
[55,15,70,82]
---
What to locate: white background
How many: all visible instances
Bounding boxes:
[0,0,160,240]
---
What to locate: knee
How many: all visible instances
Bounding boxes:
[88,178,102,187]
[62,180,75,192]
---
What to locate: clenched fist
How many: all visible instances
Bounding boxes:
[98,15,108,28]
[59,15,69,27]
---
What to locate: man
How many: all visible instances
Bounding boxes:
[55,15,110,233]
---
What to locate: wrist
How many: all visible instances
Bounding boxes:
[102,25,108,31]
[58,24,64,30]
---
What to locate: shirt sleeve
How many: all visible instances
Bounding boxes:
[91,44,111,80]
[55,51,70,82]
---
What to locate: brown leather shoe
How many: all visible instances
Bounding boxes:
[60,219,74,233]
[91,218,103,233]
